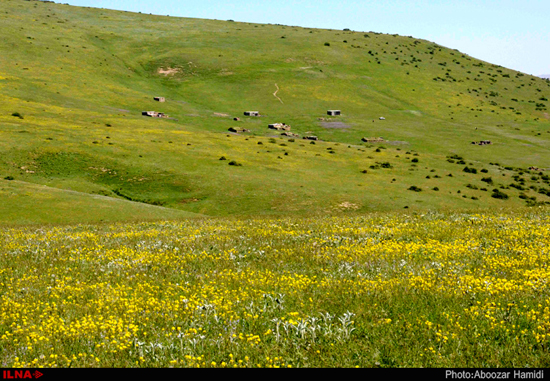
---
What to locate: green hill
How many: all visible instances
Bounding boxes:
[1,0,549,224]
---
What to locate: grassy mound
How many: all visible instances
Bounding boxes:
[0,0,548,223]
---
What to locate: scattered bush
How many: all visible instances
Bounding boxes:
[526,199,547,207]
[11,112,23,119]
[228,160,242,166]
[491,189,509,199]
[4,176,14,181]
[463,167,477,174]
[448,154,463,160]
[408,185,422,192]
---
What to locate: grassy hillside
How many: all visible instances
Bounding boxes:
[1,0,549,223]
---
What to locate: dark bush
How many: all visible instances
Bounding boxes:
[448,154,463,160]
[491,189,509,199]
[408,186,422,192]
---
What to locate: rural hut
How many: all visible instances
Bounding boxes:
[268,123,291,131]
[327,110,341,116]
[154,97,165,102]
[142,111,167,118]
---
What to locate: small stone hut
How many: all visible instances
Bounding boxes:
[362,137,385,143]
[281,132,299,138]
[142,111,167,118]
[268,123,291,131]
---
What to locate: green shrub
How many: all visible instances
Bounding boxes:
[408,185,422,192]
[491,189,509,199]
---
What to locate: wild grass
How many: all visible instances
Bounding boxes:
[1,209,550,367]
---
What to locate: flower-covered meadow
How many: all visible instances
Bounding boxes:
[1,210,550,367]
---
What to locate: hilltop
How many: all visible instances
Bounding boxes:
[0,0,549,224]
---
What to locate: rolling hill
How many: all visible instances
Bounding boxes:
[0,0,549,224]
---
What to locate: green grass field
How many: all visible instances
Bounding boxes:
[0,0,548,223]
[1,210,550,367]
[1,0,550,368]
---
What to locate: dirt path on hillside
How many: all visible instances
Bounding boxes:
[273,84,283,104]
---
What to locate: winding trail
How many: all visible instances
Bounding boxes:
[273,83,284,104]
